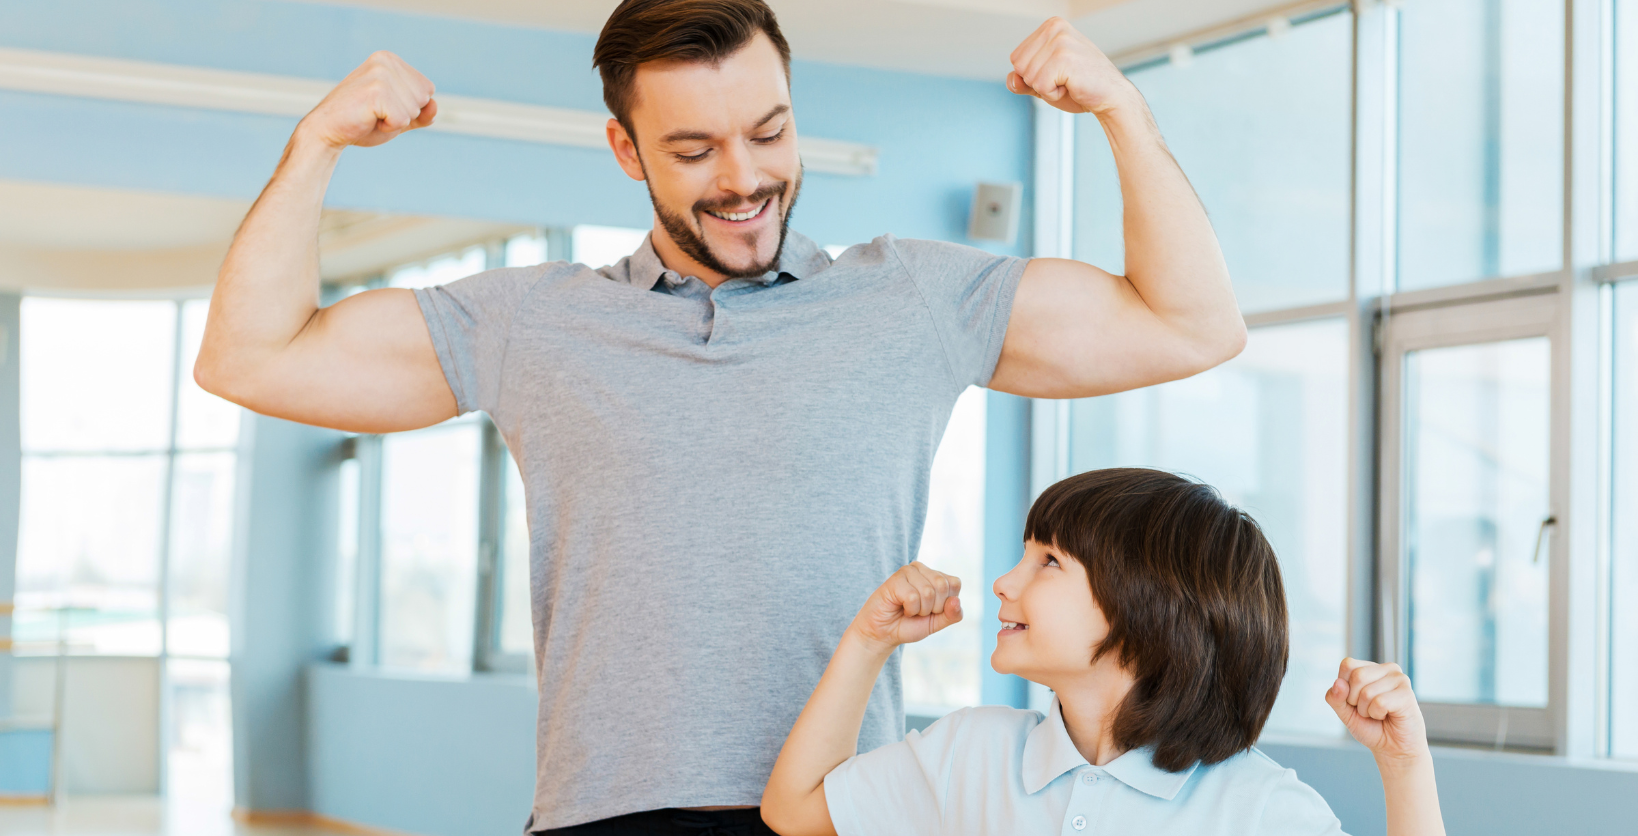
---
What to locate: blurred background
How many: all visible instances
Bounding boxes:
[0,0,1635,834]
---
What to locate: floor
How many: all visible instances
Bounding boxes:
[0,796,361,836]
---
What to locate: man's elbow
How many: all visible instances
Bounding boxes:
[1186,315,1247,377]
[192,345,259,408]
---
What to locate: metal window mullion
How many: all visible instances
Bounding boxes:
[1556,0,1615,759]
[352,434,383,668]
[472,418,503,673]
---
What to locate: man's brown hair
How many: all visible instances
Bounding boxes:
[1024,468,1289,772]
[593,0,792,139]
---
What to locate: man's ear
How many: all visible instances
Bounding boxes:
[607,118,646,182]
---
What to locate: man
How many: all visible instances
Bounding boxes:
[196,1,1244,833]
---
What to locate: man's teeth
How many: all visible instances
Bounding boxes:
[708,202,764,221]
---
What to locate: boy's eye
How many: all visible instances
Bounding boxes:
[1045,554,1059,567]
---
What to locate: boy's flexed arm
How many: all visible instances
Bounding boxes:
[1326,659,1447,836]
[194,51,459,433]
[761,563,963,836]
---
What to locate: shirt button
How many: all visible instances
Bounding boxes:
[1082,772,1098,784]
[1072,815,1087,830]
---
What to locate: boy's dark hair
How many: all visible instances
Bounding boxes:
[593,0,792,139]
[1024,467,1289,772]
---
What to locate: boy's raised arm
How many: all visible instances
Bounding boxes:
[1325,659,1447,836]
[760,563,963,836]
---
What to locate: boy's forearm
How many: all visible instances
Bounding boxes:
[1379,756,1445,836]
[762,630,893,835]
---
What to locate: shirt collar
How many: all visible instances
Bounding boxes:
[1020,696,1199,800]
[616,229,829,290]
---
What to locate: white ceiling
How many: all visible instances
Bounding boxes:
[292,0,1302,80]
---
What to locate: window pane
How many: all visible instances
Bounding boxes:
[378,422,481,672]
[167,452,236,659]
[902,386,986,712]
[166,658,233,818]
[572,226,649,269]
[20,299,175,452]
[335,456,360,646]
[1398,0,1564,290]
[1404,338,1550,707]
[1074,11,1353,313]
[176,300,241,450]
[389,246,487,290]
[505,232,548,268]
[15,455,166,655]
[1612,283,1638,757]
[1618,0,1638,261]
[498,452,533,657]
[1068,319,1350,736]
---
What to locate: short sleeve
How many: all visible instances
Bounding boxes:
[822,708,971,836]
[413,265,547,416]
[1255,770,1348,836]
[888,236,1028,389]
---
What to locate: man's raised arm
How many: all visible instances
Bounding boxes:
[194,51,458,433]
[989,18,1246,400]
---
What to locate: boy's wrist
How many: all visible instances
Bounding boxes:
[840,625,898,661]
[1374,749,1435,781]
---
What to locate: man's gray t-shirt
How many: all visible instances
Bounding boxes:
[414,230,1026,830]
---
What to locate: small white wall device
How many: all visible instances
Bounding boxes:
[968,181,1022,245]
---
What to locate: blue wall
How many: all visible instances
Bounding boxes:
[0,0,1033,253]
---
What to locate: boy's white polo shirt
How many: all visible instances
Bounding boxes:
[823,697,1347,835]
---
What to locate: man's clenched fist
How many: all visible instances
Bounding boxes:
[1006,17,1136,116]
[297,51,437,150]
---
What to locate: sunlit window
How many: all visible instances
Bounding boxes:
[1610,283,1638,757]
[902,387,986,713]
[16,298,240,658]
[1397,0,1564,289]
[1074,9,1352,313]
[573,225,649,269]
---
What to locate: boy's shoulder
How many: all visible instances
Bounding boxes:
[916,704,1044,753]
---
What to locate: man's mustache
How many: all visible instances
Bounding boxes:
[693,182,786,216]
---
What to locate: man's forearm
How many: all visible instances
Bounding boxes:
[1095,90,1242,351]
[1380,756,1446,836]
[197,128,342,390]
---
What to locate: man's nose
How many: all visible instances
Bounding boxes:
[715,140,760,197]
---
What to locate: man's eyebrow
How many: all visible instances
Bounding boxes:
[657,104,790,146]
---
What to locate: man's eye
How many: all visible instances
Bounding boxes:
[753,129,785,144]
[676,150,710,163]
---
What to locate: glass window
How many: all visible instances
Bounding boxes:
[1618,0,1638,262]
[1397,0,1564,290]
[14,455,167,655]
[498,454,533,657]
[389,245,487,290]
[378,421,482,672]
[1066,319,1350,736]
[902,387,986,713]
[1074,10,1353,313]
[572,225,649,269]
[505,232,548,268]
[1403,338,1551,707]
[335,456,360,646]
[1611,282,1638,757]
[166,452,236,659]
[20,298,176,453]
[165,657,233,812]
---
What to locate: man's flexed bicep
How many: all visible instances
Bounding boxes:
[196,286,457,433]
[988,258,1239,399]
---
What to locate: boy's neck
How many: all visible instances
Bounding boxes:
[1049,665,1137,767]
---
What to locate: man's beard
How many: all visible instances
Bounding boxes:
[645,167,802,280]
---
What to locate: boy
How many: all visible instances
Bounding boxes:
[762,468,1445,836]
